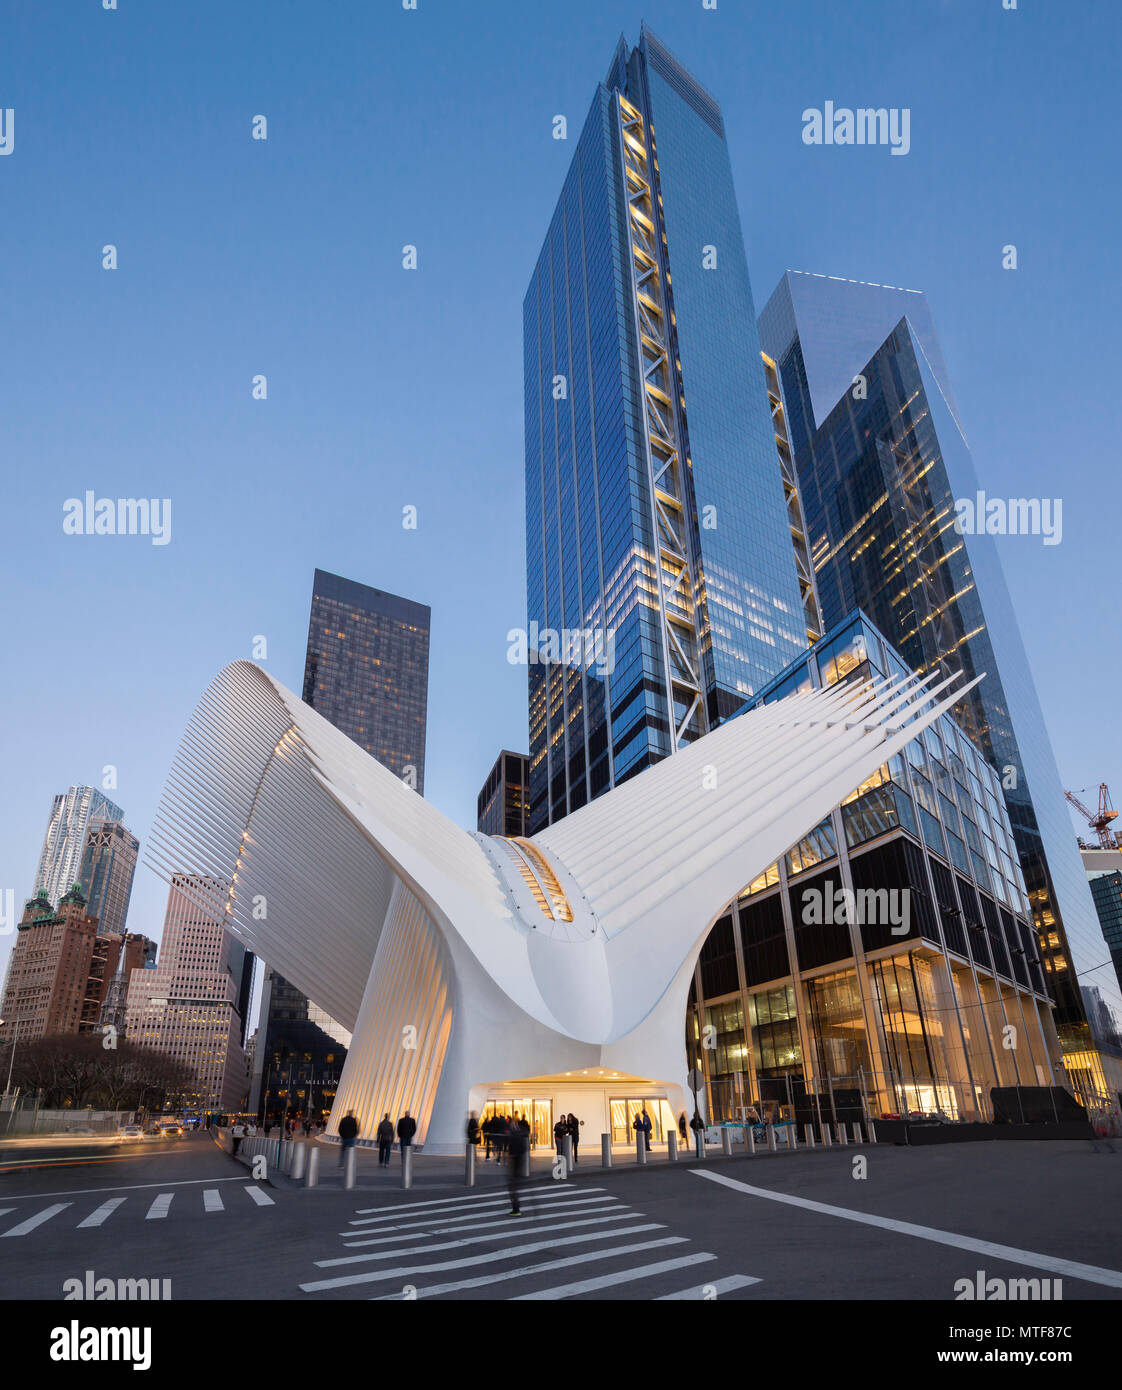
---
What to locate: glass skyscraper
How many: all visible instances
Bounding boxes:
[759,269,1122,1093]
[78,819,139,937]
[524,27,808,832]
[301,568,430,793]
[33,786,125,909]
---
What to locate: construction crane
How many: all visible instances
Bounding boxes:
[1064,783,1119,850]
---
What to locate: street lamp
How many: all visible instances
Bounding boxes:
[0,1018,19,1096]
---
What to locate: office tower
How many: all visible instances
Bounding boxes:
[524,27,809,833]
[302,568,430,793]
[251,971,351,1126]
[689,610,1065,1125]
[0,885,124,1043]
[1081,846,1122,998]
[759,269,1122,1092]
[254,568,430,1120]
[477,751,530,836]
[33,787,124,908]
[125,876,249,1112]
[77,819,139,936]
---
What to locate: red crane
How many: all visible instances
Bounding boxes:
[1064,783,1119,850]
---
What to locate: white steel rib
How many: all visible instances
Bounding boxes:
[147,660,981,1150]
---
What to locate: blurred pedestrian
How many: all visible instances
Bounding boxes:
[397,1110,417,1154]
[567,1113,582,1165]
[376,1113,394,1166]
[338,1110,359,1168]
[506,1114,530,1215]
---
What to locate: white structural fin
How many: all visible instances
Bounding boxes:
[147,661,981,1146]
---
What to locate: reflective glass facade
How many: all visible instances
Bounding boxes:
[477,750,529,837]
[302,569,430,792]
[688,610,1069,1125]
[524,29,806,832]
[758,271,1122,1091]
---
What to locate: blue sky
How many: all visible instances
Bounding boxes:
[2,0,1118,984]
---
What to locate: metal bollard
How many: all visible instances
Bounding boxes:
[668,1131,678,1162]
[694,1129,706,1161]
[636,1130,647,1165]
[766,1124,777,1153]
[402,1145,414,1189]
[820,1123,832,1147]
[836,1123,847,1146]
[804,1123,816,1147]
[789,1123,798,1150]
[721,1127,733,1156]
[601,1133,612,1168]
[851,1121,863,1144]
[867,1121,878,1145]
[343,1145,357,1190]
[291,1142,307,1181]
[465,1143,475,1187]
[561,1134,573,1178]
[745,1126,756,1156]
[305,1145,319,1188]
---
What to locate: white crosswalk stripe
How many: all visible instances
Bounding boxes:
[0,1182,277,1237]
[77,1198,126,1228]
[146,1193,174,1219]
[512,1253,717,1300]
[656,1274,762,1300]
[1,1203,71,1237]
[301,1182,762,1301]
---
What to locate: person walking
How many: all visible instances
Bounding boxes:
[376,1113,394,1167]
[231,1119,245,1156]
[553,1112,569,1156]
[482,1113,493,1161]
[492,1113,509,1161]
[396,1110,417,1156]
[245,1120,257,1139]
[567,1113,582,1165]
[338,1110,359,1168]
[678,1112,688,1143]
[466,1111,481,1151]
[506,1114,530,1215]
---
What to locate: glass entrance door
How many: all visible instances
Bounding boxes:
[482,1098,552,1150]
[609,1098,675,1144]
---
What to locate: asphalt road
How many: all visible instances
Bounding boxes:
[2,1131,1120,1302]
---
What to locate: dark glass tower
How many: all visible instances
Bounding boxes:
[477,751,530,837]
[301,568,430,792]
[759,269,1122,1092]
[254,568,431,1121]
[524,28,808,833]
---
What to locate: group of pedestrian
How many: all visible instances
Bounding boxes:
[475,1110,541,1163]
[552,1112,584,1164]
[369,1110,416,1166]
[632,1107,652,1151]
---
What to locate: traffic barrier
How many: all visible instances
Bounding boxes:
[465,1142,476,1187]
[291,1142,307,1181]
[306,1146,319,1188]
[402,1145,414,1190]
[804,1124,816,1148]
[668,1131,678,1162]
[601,1133,612,1168]
[343,1145,357,1190]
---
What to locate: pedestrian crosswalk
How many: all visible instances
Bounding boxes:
[0,1182,275,1237]
[299,1182,761,1300]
